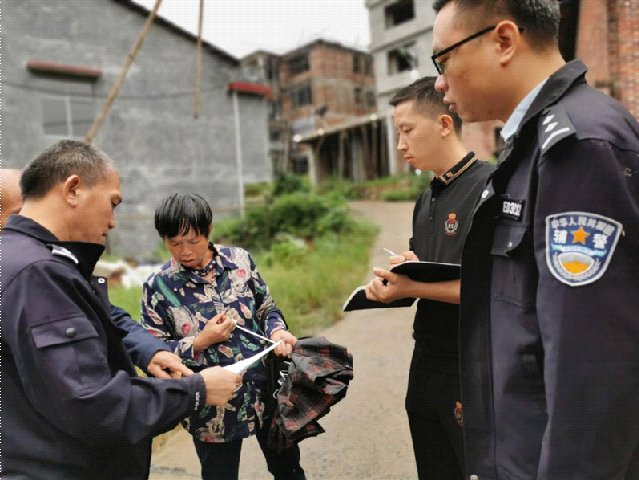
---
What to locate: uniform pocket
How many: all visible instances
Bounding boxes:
[491,223,537,310]
[31,317,107,398]
[491,223,527,257]
[31,316,99,348]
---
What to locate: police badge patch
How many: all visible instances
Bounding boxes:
[546,212,622,287]
[444,213,458,235]
[454,402,464,426]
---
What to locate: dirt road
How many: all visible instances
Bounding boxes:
[149,201,418,480]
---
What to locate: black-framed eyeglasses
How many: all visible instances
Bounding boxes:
[431,25,524,75]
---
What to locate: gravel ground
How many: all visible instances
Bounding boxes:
[149,201,418,480]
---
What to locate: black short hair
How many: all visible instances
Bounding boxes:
[21,140,113,201]
[155,193,212,239]
[389,76,462,134]
[433,0,560,48]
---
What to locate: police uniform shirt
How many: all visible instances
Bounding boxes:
[459,60,639,479]
[409,152,495,365]
[1,215,207,479]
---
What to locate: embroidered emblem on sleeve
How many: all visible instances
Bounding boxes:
[539,105,576,152]
[546,212,622,286]
[454,402,464,426]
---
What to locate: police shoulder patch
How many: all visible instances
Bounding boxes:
[545,212,622,287]
[539,105,576,153]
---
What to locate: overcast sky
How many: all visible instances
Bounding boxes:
[132,0,371,59]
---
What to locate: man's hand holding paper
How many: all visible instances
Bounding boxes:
[200,366,243,406]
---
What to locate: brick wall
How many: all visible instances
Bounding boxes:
[462,121,502,161]
[577,0,610,87]
[578,0,639,118]
[613,0,639,118]
[280,41,377,127]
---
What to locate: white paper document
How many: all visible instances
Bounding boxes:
[233,320,276,344]
[223,340,283,374]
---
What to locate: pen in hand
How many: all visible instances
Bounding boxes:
[381,248,400,286]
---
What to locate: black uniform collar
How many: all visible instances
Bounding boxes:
[516,60,588,139]
[431,151,477,195]
[5,214,105,280]
[4,214,59,243]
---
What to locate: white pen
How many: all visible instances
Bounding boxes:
[383,247,398,256]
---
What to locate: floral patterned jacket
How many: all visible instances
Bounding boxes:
[141,244,287,443]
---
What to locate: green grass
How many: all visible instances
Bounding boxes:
[253,221,378,336]
[319,173,433,201]
[109,285,144,321]
[108,220,378,335]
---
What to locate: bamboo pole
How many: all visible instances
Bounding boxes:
[193,0,204,118]
[85,0,163,143]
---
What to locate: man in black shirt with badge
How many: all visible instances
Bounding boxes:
[366,76,494,479]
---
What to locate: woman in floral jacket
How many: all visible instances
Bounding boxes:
[141,193,305,480]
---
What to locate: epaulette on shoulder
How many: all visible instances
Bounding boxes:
[538,104,576,153]
[46,244,79,264]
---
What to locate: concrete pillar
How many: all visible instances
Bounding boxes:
[351,135,365,182]
[308,145,319,186]
[385,114,397,176]
[232,91,245,217]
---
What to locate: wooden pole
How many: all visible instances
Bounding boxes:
[85,0,163,143]
[193,0,204,118]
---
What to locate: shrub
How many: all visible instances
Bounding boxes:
[261,234,309,267]
[268,192,331,238]
[212,190,356,250]
[254,219,379,335]
[381,189,422,202]
[244,182,271,198]
[317,178,361,200]
[411,172,432,192]
[316,206,354,234]
[379,173,432,202]
[320,174,433,201]
[272,172,311,197]
[211,208,269,249]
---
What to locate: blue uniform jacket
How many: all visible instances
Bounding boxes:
[1,215,207,480]
[460,60,639,479]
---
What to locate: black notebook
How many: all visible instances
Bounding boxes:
[343,261,461,312]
